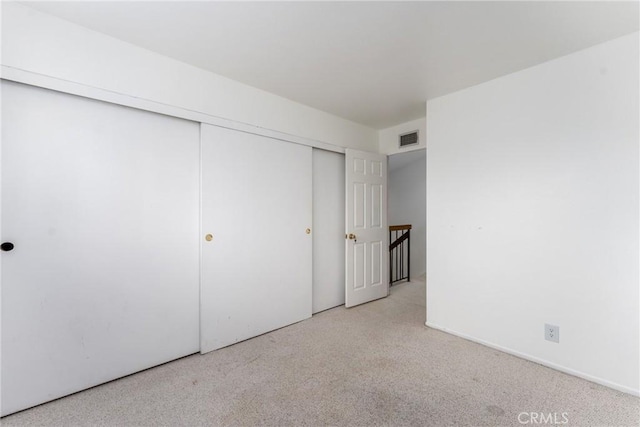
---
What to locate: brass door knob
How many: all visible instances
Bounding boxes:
[205,234,213,242]
[348,233,356,240]
[306,228,311,234]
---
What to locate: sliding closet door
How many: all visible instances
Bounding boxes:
[312,149,345,313]
[1,81,200,416]
[200,124,312,353]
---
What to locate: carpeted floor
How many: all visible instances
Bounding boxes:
[2,277,638,426]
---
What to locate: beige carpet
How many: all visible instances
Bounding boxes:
[2,277,638,426]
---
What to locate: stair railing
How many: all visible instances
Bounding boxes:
[389,224,411,285]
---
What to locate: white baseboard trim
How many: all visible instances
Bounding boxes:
[425,321,639,397]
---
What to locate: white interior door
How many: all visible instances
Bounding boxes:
[345,149,389,307]
[312,149,345,314]
[200,124,312,353]
[1,81,200,416]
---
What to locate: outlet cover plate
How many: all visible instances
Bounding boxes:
[545,324,560,343]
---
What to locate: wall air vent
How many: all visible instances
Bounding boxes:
[399,130,419,148]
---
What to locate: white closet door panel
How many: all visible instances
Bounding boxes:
[201,124,312,353]
[312,149,345,313]
[1,81,200,416]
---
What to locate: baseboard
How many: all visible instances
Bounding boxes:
[425,321,639,397]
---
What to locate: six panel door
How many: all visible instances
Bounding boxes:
[345,149,389,307]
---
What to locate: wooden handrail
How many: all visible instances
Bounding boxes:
[389,231,409,251]
[389,224,412,231]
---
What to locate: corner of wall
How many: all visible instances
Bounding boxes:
[378,116,427,155]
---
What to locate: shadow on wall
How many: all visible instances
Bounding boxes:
[388,149,426,277]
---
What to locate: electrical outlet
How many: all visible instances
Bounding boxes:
[545,324,559,343]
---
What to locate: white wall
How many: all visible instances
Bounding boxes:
[379,117,427,155]
[388,150,426,277]
[426,33,639,395]
[0,2,377,152]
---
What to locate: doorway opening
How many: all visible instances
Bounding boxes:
[387,149,426,302]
